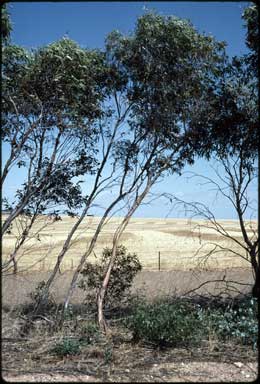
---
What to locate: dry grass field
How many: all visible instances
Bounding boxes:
[2,215,257,272]
[2,215,255,307]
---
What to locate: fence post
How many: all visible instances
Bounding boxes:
[158,251,161,271]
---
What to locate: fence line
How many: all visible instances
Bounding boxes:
[11,250,249,274]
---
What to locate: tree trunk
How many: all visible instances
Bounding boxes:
[96,180,152,334]
[250,246,259,297]
[97,254,115,333]
[97,286,108,333]
[252,269,260,298]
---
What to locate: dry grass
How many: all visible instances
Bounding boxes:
[2,310,257,382]
[2,215,257,273]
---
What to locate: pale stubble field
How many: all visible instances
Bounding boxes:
[2,215,256,271]
[2,215,256,306]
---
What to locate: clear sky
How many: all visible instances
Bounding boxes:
[4,1,257,219]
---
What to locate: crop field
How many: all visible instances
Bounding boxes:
[2,215,256,272]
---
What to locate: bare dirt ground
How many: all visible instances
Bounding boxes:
[2,268,254,309]
[2,361,258,382]
[2,335,258,383]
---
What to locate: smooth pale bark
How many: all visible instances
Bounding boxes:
[34,117,123,314]
[62,139,162,317]
[62,194,126,313]
[97,180,152,333]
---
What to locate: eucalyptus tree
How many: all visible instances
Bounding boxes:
[54,12,227,329]
[242,3,258,75]
[175,5,259,296]
[1,3,12,44]
[3,10,228,318]
[242,3,259,296]
[2,36,107,271]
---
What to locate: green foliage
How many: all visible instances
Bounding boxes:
[2,35,105,222]
[3,37,107,124]
[198,297,258,347]
[186,5,258,162]
[125,296,258,349]
[106,11,226,154]
[188,54,258,161]
[1,4,12,44]
[79,245,142,309]
[242,4,258,74]
[104,343,114,364]
[125,299,203,348]
[51,338,82,357]
[25,38,106,121]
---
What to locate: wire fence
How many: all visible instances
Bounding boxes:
[29,250,248,274]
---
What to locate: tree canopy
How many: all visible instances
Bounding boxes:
[242,3,259,75]
[104,12,227,171]
[1,4,12,44]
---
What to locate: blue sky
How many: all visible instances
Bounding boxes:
[4,1,257,219]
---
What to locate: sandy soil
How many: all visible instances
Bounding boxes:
[2,361,258,382]
[2,268,253,308]
[3,361,257,383]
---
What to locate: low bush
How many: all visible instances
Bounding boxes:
[104,342,114,364]
[79,245,142,310]
[27,281,56,315]
[125,299,203,348]
[125,295,258,349]
[51,337,82,357]
[198,296,258,347]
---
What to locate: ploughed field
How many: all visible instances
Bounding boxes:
[2,215,255,306]
[2,215,256,272]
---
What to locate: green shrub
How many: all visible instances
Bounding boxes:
[207,297,257,346]
[194,296,258,348]
[125,295,258,349]
[63,304,75,320]
[51,338,81,356]
[104,342,113,364]
[79,245,142,309]
[125,300,203,348]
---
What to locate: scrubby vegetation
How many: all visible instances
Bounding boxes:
[125,299,203,347]
[51,337,83,357]
[3,276,257,381]
[79,245,142,310]
[125,296,258,349]
[12,246,258,353]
